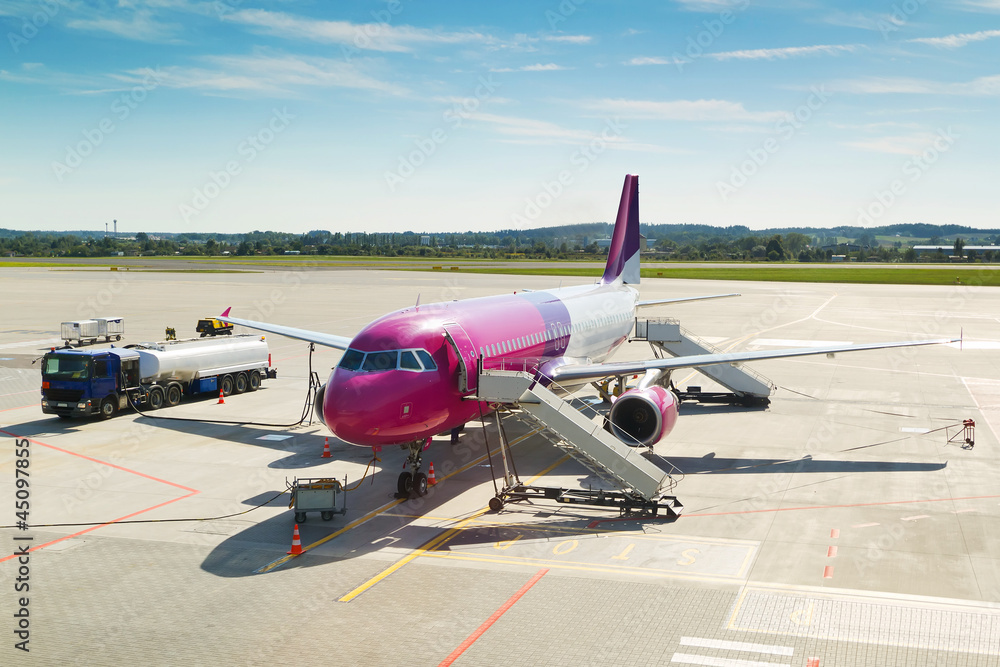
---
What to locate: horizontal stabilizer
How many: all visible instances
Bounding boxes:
[638,293,740,308]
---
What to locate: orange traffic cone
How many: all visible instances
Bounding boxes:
[287,524,303,555]
[321,437,331,458]
[428,462,437,486]
[217,389,225,404]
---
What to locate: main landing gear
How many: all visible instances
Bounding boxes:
[396,439,430,498]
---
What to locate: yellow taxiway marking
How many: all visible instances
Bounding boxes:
[256,427,542,575]
[337,453,571,602]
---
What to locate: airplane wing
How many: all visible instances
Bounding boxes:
[218,308,353,350]
[638,293,740,307]
[550,337,958,384]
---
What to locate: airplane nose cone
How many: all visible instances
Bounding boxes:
[323,372,374,445]
[321,368,451,446]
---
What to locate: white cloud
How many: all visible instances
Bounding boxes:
[224,9,485,52]
[828,75,1000,96]
[909,29,1000,48]
[674,0,750,11]
[843,132,943,155]
[584,98,786,123]
[544,34,592,43]
[489,63,569,72]
[468,112,684,152]
[822,11,900,31]
[710,44,859,60]
[625,56,686,66]
[66,10,183,42]
[146,54,408,96]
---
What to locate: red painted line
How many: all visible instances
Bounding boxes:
[438,568,548,667]
[0,490,198,562]
[0,429,197,492]
[830,528,840,539]
[827,546,838,558]
[0,389,37,398]
[0,403,35,413]
[0,428,200,560]
[823,566,834,579]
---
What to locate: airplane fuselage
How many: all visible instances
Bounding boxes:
[323,281,638,447]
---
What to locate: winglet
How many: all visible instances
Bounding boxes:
[600,174,641,285]
[221,307,232,317]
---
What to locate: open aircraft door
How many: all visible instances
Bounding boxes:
[443,322,479,394]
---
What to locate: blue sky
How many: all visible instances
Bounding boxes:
[1,0,998,234]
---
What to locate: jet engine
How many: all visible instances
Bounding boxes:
[314,383,328,427]
[608,385,679,447]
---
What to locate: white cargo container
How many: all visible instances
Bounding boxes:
[61,320,100,346]
[96,316,125,342]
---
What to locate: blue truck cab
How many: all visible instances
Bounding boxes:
[41,348,140,419]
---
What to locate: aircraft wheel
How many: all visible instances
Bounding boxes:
[397,472,413,496]
[148,388,164,410]
[488,497,504,512]
[99,397,118,420]
[414,473,428,496]
[295,512,307,523]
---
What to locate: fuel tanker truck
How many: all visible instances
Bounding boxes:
[40,335,276,419]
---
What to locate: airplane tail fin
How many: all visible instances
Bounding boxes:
[600,174,641,285]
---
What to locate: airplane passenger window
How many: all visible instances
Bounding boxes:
[416,349,437,370]
[400,350,421,370]
[362,351,398,372]
[338,349,365,371]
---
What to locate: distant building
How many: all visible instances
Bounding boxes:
[420,236,431,246]
[913,245,996,256]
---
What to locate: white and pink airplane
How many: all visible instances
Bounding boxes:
[221,175,953,497]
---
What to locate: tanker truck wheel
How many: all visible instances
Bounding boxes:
[221,375,234,396]
[165,384,182,407]
[148,388,164,410]
[234,372,248,394]
[247,372,261,392]
[99,397,118,420]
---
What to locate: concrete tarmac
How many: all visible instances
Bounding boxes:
[1,267,999,666]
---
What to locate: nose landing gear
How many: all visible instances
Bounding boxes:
[395,439,431,499]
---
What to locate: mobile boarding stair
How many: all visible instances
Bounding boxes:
[634,318,774,406]
[477,369,684,518]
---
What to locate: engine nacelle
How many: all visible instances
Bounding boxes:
[314,383,328,427]
[608,385,679,447]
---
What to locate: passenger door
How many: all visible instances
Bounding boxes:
[442,322,479,394]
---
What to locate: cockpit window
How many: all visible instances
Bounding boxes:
[399,350,421,370]
[416,349,437,370]
[338,349,365,371]
[362,351,399,372]
[339,348,437,373]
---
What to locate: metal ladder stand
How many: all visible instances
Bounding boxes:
[633,318,774,405]
[478,368,684,517]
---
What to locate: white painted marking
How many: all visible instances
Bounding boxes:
[0,338,61,350]
[852,522,880,528]
[752,338,852,348]
[952,509,976,514]
[899,427,930,433]
[671,654,789,667]
[901,515,930,521]
[680,637,793,656]
[256,434,293,441]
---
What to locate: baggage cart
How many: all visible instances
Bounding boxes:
[287,477,347,522]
